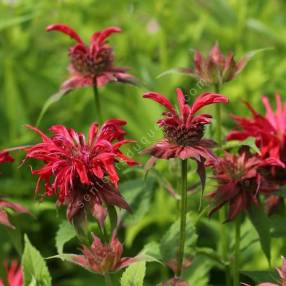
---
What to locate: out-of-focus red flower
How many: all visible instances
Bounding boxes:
[208,148,276,221]
[25,120,137,225]
[242,257,286,286]
[72,233,135,274]
[46,24,135,91]
[177,43,249,85]
[142,88,228,186]
[0,151,14,165]
[0,261,23,286]
[227,95,286,212]
[0,151,29,229]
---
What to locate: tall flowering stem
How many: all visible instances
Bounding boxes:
[176,159,188,277]
[214,83,222,146]
[214,83,229,285]
[142,88,228,279]
[93,80,103,123]
[233,216,241,286]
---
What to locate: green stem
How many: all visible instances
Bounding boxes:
[176,159,188,277]
[214,83,222,147]
[93,80,103,124]
[233,217,241,286]
[104,273,114,286]
[215,83,231,285]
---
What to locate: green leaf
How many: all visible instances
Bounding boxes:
[55,221,76,256]
[22,235,52,286]
[160,212,198,261]
[242,270,278,284]
[270,215,286,237]
[36,89,69,127]
[120,262,146,286]
[247,205,271,264]
[223,137,259,153]
[183,256,213,286]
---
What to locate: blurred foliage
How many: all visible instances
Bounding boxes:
[1,0,286,285]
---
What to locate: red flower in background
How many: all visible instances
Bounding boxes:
[0,151,29,229]
[209,148,276,221]
[227,95,286,213]
[72,233,135,274]
[0,151,14,165]
[177,43,249,85]
[25,120,137,225]
[142,88,228,186]
[0,261,23,286]
[46,24,135,91]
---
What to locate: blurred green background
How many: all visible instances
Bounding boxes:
[1,0,286,285]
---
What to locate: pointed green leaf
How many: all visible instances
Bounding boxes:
[248,205,271,264]
[120,262,146,286]
[55,221,76,256]
[22,235,51,286]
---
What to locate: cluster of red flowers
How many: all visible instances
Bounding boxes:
[25,120,137,226]
[227,94,286,213]
[1,21,286,286]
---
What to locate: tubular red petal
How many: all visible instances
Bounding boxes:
[143,92,176,113]
[97,26,122,46]
[46,24,83,44]
[190,92,228,114]
[176,88,186,116]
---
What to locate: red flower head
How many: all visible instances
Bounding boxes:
[72,233,135,274]
[0,150,29,229]
[46,24,135,91]
[209,148,275,221]
[25,120,137,225]
[142,88,228,185]
[0,261,23,286]
[178,43,249,85]
[227,95,286,213]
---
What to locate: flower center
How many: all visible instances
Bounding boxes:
[70,47,113,76]
[163,123,204,146]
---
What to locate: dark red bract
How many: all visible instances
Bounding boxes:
[142,88,228,186]
[25,120,137,224]
[46,24,135,90]
[177,43,249,85]
[209,149,275,221]
[72,233,135,274]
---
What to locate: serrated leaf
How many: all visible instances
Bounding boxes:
[160,213,198,261]
[22,235,51,286]
[248,205,271,264]
[120,262,146,286]
[55,221,76,255]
